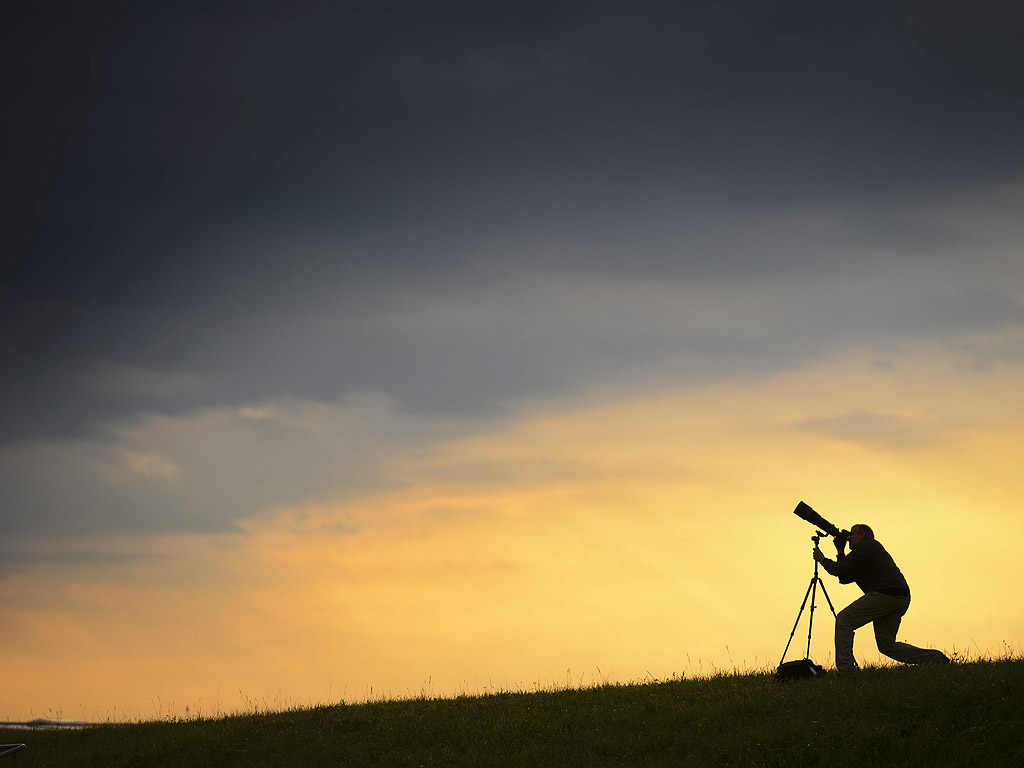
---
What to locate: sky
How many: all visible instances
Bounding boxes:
[3,0,1024,721]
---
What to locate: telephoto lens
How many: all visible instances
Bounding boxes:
[792,501,842,538]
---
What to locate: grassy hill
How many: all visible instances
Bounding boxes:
[8,658,1023,767]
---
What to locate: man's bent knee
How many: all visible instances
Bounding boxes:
[836,608,857,631]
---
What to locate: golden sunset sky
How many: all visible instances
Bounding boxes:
[5,2,1024,722]
[4,341,1022,720]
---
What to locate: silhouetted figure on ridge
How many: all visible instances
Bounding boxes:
[813,524,949,671]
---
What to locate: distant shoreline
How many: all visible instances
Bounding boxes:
[0,718,94,730]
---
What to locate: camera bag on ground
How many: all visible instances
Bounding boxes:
[775,658,826,681]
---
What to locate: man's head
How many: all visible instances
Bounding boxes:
[847,524,874,548]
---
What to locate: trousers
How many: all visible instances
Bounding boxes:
[835,591,947,670]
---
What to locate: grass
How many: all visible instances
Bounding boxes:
[8,658,1024,767]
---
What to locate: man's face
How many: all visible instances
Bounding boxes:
[847,527,866,548]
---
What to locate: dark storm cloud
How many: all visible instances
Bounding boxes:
[4,0,1024,449]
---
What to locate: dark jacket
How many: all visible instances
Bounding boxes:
[820,539,911,597]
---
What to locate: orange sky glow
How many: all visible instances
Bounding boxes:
[3,343,1021,722]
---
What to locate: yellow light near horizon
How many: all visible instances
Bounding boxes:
[2,346,1022,721]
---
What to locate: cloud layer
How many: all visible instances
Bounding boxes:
[4,2,1024,569]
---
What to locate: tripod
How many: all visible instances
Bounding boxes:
[779,533,838,667]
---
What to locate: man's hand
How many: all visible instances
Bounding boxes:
[812,546,824,562]
[834,532,848,555]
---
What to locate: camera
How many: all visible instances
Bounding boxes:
[792,501,848,541]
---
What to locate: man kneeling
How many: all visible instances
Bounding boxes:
[813,524,949,671]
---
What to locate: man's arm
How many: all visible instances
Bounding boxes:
[813,533,847,565]
[818,540,877,584]
[834,531,848,560]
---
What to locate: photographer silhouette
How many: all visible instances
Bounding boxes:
[813,524,949,671]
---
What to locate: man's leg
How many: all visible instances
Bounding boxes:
[872,597,949,665]
[834,593,891,670]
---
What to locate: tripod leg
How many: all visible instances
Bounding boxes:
[805,571,819,659]
[779,577,816,667]
[816,577,838,618]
